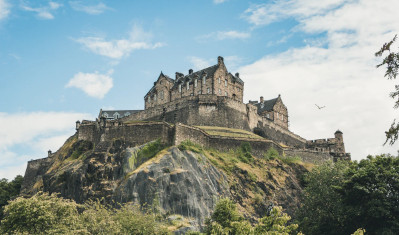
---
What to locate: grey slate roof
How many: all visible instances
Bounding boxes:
[99,110,141,119]
[172,64,219,89]
[254,97,278,113]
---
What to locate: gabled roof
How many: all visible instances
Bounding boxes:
[145,72,175,97]
[255,97,279,113]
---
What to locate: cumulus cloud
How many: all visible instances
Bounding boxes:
[0,111,91,179]
[21,1,62,19]
[0,0,10,20]
[66,70,114,99]
[198,30,250,41]
[69,1,110,15]
[239,0,399,160]
[75,25,164,59]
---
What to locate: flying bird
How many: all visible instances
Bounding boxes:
[315,104,326,109]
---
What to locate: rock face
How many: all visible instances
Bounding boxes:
[22,134,309,229]
[115,147,230,225]
[21,136,230,227]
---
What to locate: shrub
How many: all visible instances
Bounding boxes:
[264,147,279,160]
[178,140,203,153]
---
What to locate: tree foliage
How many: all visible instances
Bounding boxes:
[0,175,23,219]
[204,198,300,235]
[297,156,399,235]
[0,192,168,234]
[376,34,399,144]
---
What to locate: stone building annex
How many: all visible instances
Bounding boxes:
[78,56,350,162]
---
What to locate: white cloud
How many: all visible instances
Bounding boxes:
[66,70,114,99]
[242,0,350,26]
[239,0,399,161]
[0,111,91,179]
[0,0,10,20]
[69,1,110,15]
[21,1,62,19]
[214,0,228,4]
[75,25,164,59]
[188,56,212,70]
[198,30,250,41]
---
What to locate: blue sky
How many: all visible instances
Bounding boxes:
[1,0,399,179]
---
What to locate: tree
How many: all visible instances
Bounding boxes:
[296,160,351,235]
[204,198,300,235]
[375,34,399,144]
[0,175,23,219]
[338,155,399,234]
[297,155,399,234]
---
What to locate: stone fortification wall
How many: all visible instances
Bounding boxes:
[20,157,52,195]
[284,149,332,164]
[122,95,306,148]
[77,120,101,143]
[102,122,174,146]
[174,123,284,157]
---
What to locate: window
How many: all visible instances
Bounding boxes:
[194,79,197,87]
[225,79,227,87]
[277,113,279,119]
[179,84,182,92]
[225,91,227,96]
[218,77,221,84]
[154,94,157,101]
[113,112,120,119]
[203,76,206,84]
[148,97,151,103]
[160,91,164,100]
[103,113,108,118]
[124,112,131,116]
[187,82,189,90]
[218,89,221,95]
[207,88,210,94]
[266,113,270,119]
[198,90,201,94]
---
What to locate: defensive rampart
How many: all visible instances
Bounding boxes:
[121,94,306,148]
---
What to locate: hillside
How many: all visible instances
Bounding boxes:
[21,135,312,231]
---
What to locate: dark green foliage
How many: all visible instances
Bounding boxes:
[297,155,399,235]
[264,147,279,160]
[178,140,203,153]
[135,139,165,166]
[238,142,253,163]
[0,175,23,220]
[376,35,399,145]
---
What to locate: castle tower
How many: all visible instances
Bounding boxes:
[334,130,345,153]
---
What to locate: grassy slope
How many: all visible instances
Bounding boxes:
[195,126,264,139]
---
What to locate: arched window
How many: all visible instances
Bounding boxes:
[218,77,221,84]
[194,79,197,87]
[225,79,227,87]
[203,76,206,84]
[179,84,182,92]
[160,90,164,100]
[154,94,157,101]
[186,82,189,90]
[218,89,221,95]
[207,88,210,94]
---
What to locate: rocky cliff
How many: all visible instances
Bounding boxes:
[21,134,311,230]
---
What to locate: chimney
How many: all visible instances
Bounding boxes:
[260,96,264,103]
[189,69,193,74]
[218,56,224,65]
[175,72,183,79]
[235,72,239,78]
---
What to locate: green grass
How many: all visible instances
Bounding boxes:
[177,140,204,153]
[128,139,166,169]
[195,126,264,139]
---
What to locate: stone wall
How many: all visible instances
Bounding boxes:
[284,149,333,164]
[20,157,52,194]
[174,123,284,157]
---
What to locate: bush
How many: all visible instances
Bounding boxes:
[264,147,279,160]
[178,140,203,153]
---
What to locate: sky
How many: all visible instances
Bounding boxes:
[1,0,399,180]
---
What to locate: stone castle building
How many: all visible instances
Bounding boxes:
[79,56,350,162]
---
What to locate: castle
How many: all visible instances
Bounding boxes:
[77,56,350,162]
